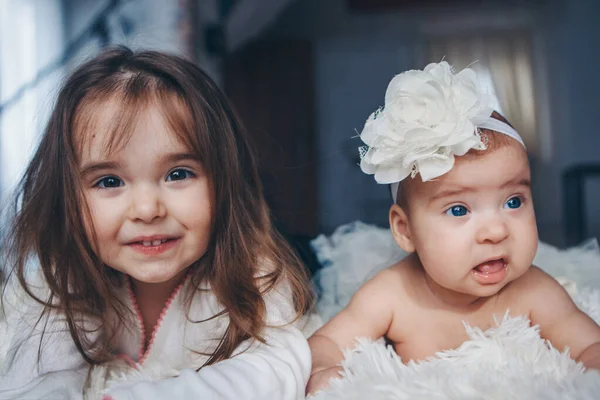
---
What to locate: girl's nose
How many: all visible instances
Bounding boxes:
[476,213,510,244]
[128,185,166,223]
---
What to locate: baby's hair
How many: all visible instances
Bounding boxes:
[475,111,518,154]
[393,111,520,206]
[1,46,312,366]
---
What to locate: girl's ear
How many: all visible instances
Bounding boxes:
[389,204,415,253]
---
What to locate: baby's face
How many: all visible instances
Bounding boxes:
[401,141,538,301]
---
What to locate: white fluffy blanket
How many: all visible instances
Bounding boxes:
[310,285,600,400]
[3,229,600,399]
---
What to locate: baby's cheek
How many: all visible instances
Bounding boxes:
[519,218,538,251]
[420,232,461,263]
[427,224,457,244]
[511,221,538,269]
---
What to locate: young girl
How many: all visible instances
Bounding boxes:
[306,61,600,394]
[0,46,312,399]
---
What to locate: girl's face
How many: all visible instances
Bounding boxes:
[77,103,212,290]
[391,141,538,306]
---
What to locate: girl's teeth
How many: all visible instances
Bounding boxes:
[139,239,169,246]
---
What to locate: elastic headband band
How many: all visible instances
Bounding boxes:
[390,118,525,203]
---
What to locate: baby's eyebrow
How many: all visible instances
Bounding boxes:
[502,178,531,189]
[430,178,531,203]
[429,187,475,203]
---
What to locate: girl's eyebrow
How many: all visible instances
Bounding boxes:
[79,161,121,178]
[79,153,200,177]
[162,152,200,164]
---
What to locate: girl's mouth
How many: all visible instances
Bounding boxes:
[139,239,170,247]
[127,238,179,256]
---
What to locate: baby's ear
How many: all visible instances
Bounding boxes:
[389,204,415,253]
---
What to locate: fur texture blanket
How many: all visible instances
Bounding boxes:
[309,283,600,400]
[84,281,600,399]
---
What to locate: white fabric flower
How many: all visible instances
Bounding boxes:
[359,61,495,183]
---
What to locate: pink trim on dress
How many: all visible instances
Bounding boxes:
[127,274,189,365]
[126,280,147,362]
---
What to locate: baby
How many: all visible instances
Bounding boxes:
[307,62,600,394]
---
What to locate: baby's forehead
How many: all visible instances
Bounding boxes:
[402,143,530,201]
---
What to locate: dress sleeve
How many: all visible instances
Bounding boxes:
[0,279,90,400]
[104,284,311,400]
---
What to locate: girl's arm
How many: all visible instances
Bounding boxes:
[104,285,310,400]
[0,288,91,399]
[104,325,309,400]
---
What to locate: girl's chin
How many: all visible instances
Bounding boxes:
[128,268,189,288]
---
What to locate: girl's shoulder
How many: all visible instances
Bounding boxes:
[2,267,52,319]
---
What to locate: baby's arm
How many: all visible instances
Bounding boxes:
[524,267,600,370]
[307,268,399,394]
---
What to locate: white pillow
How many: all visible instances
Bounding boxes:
[311,222,406,321]
[533,239,600,290]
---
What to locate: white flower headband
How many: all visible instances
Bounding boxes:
[358,61,525,203]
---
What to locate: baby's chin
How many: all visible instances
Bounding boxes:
[466,282,510,299]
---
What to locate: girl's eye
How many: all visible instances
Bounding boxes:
[166,169,194,181]
[96,176,123,188]
[445,205,468,217]
[505,196,522,209]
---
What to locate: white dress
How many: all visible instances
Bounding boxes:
[0,273,311,400]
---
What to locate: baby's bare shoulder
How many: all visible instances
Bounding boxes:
[350,258,413,305]
[373,257,415,288]
[506,266,557,291]
[501,266,567,308]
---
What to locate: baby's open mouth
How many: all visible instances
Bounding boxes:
[474,258,507,274]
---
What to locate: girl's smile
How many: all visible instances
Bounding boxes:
[79,102,213,288]
[126,236,180,257]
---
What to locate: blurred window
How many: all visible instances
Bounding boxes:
[428,32,538,152]
[0,0,64,196]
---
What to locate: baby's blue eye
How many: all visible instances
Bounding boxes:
[445,205,468,217]
[166,169,194,181]
[96,176,123,188]
[505,197,522,209]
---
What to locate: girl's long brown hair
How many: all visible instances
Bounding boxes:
[1,46,312,366]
